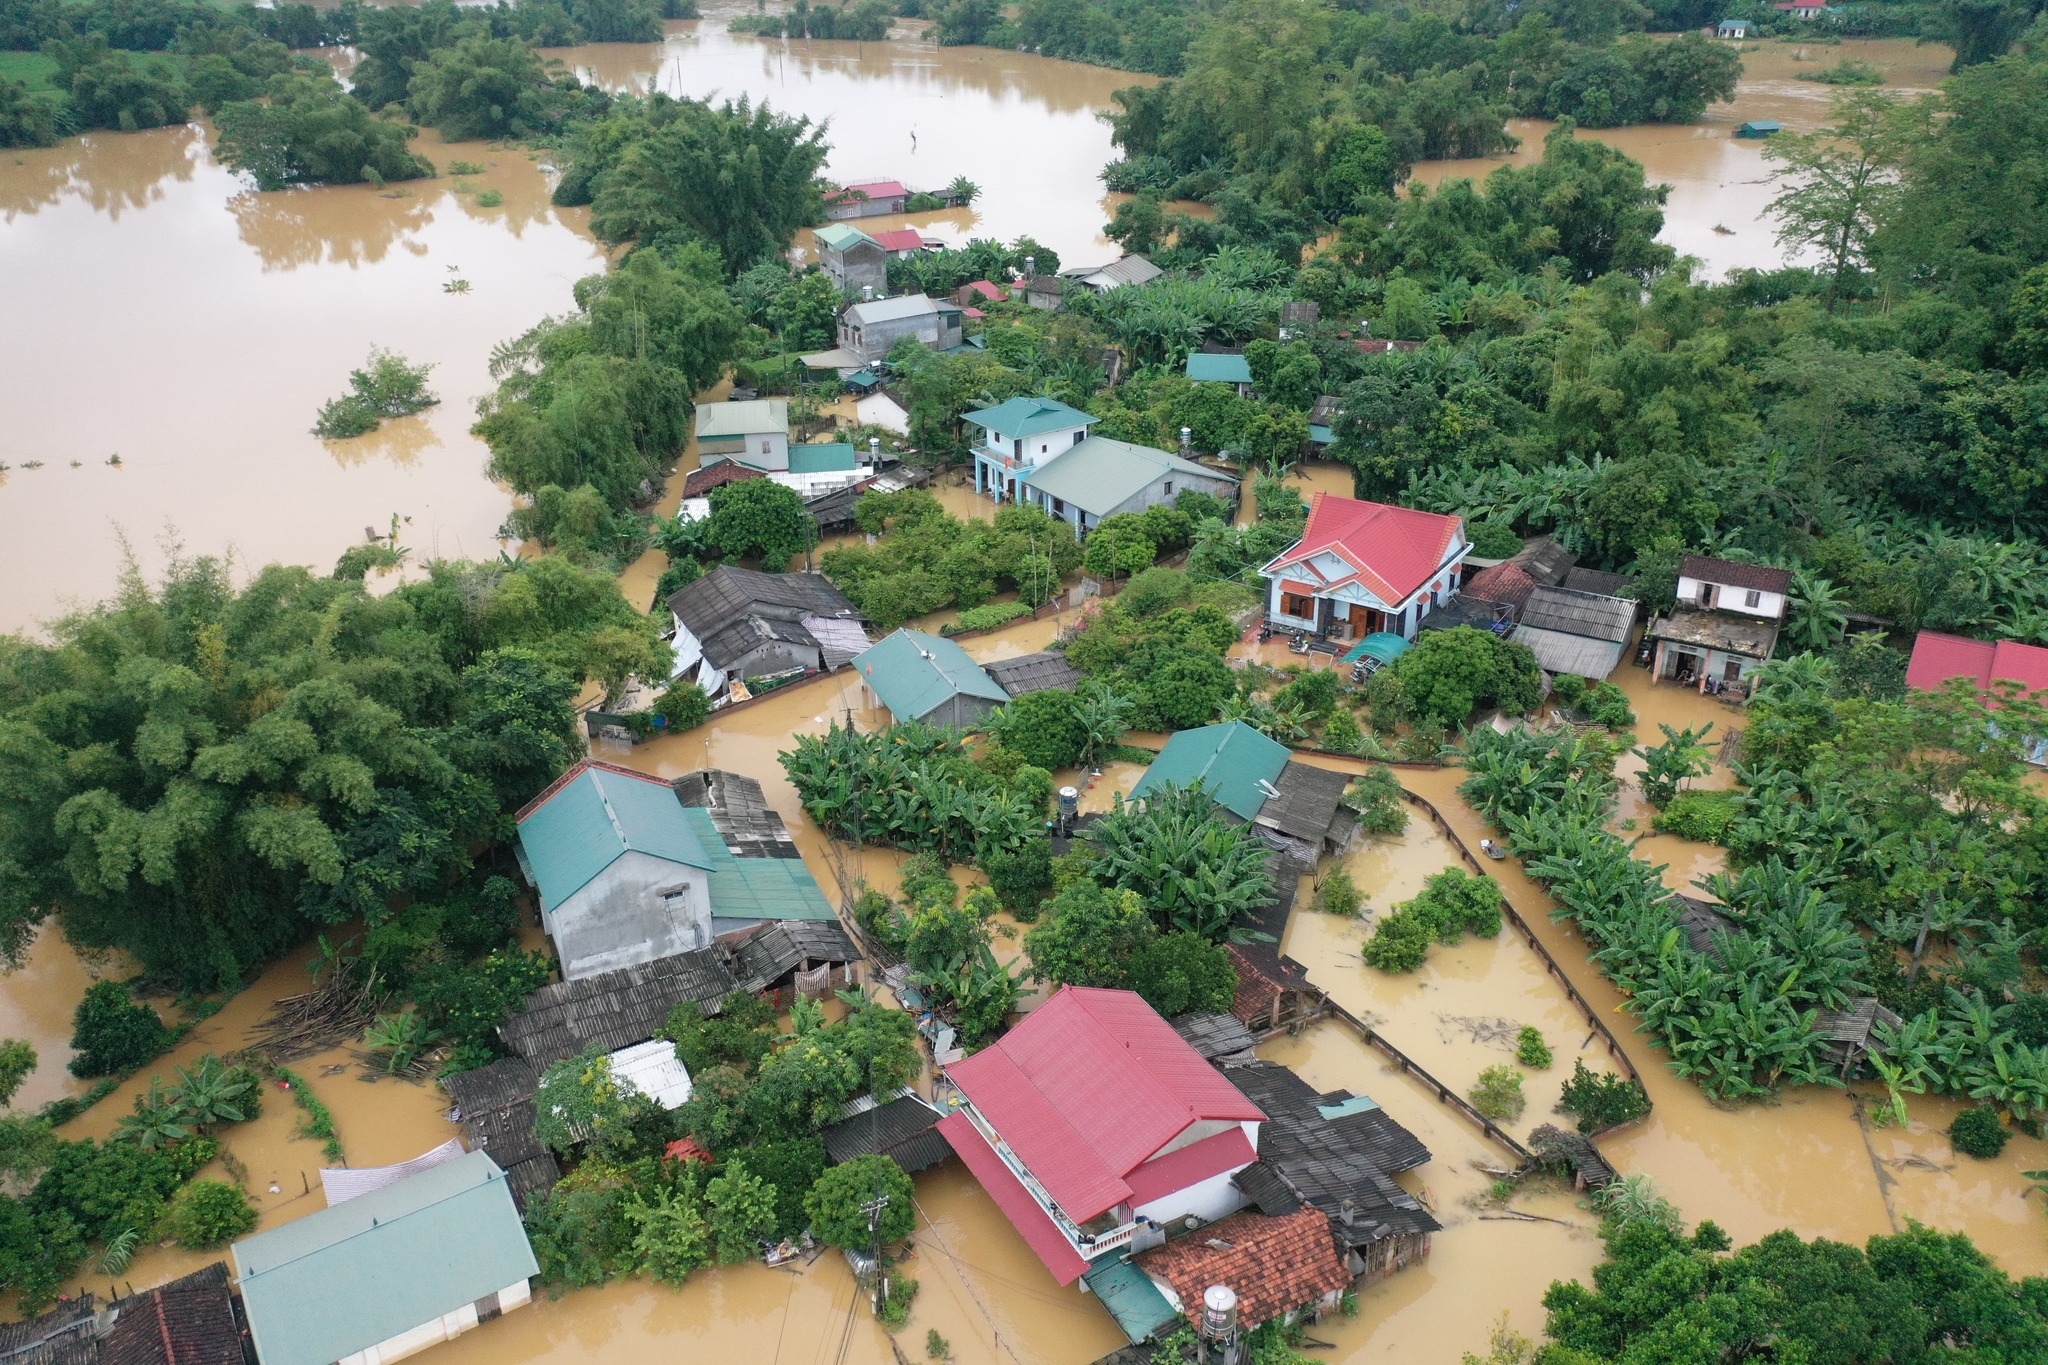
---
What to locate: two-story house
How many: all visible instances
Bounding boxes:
[964,396,1234,532]
[937,986,1267,1285]
[965,396,1095,504]
[813,224,886,298]
[694,398,789,472]
[1260,493,1469,642]
[1644,555,1789,691]
[835,294,964,366]
[825,179,910,219]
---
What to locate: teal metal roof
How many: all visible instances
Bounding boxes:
[1341,632,1411,666]
[789,442,860,474]
[1317,1094,1381,1119]
[961,395,1094,440]
[1021,436,1234,520]
[1186,352,1253,385]
[1082,1256,1179,1345]
[517,764,714,912]
[853,629,1009,723]
[671,807,835,923]
[1130,721,1289,822]
[233,1151,538,1365]
[1308,423,1335,445]
[815,223,879,252]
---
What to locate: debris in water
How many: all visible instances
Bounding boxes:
[1438,1013,1524,1048]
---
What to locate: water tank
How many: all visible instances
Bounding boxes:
[1057,787,1079,820]
[1200,1284,1239,1340]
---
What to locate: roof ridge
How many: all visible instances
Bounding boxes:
[238,1160,505,1281]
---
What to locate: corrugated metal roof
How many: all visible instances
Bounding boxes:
[984,650,1083,697]
[515,763,714,912]
[499,947,739,1064]
[814,223,879,253]
[1511,625,1626,680]
[853,629,1008,722]
[1130,721,1289,822]
[233,1152,538,1365]
[1082,1257,1179,1345]
[961,395,1094,440]
[846,294,942,325]
[1256,761,1350,846]
[937,1112,1092,1284]
[1518,586,1636,643]
[945,987,1264,1223]
[709,855,840,923]
[1020,436,1232,520]
[694,399,788,438]
[820,1092,949,1170]
[1185,352,1253,384]
[788,442,859,474]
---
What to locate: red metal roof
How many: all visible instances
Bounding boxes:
[1122,1127,1256,1208]
[870,228,924,252]
[1907,631,2048,699]
[945,987,1264,1222]
[1262,493,1464,607]
[937,1112,1092,1284]
[839,180,909,199]
[961,279,1006,301]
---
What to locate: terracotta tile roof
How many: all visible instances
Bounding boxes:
[682,461,766,498]
[1462,562,1535,613]
[1227,945,1282,1025]
[945,986,1264,1222]
[1263,493,1463,608]
[1137,1209,1349,1329]
[1678,555,1791,595]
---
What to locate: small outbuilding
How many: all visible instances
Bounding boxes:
[1735,120,1783,138]
[853,628,1010,727]
[984,650,1083,698]
[233,1151,538,1365]
[1133,721,1355,855]
[1513,585,1638,681]
[1185,351,1254,396]
[1135,1208,1351,1334]
[1059,255,1162,294]
[695,399,790,472]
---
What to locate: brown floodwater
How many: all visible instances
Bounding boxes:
[1410,37,1953,280]
[0,925,122,1110]
[0,124,605,634]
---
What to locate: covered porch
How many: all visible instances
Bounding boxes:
[1645,609,1778,698]
[1269,580,1416,642]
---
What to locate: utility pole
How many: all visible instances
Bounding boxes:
[860,1191,891,1314]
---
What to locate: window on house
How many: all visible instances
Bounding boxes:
[1040,443,1048,454]
[1073,430,1085,446]
[1163,481,1174,496]
[1014,439,1023,459]
[1744,589,1761,608]
[760,440,770,455]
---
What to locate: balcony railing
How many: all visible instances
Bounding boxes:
[958,1102,1137,1258]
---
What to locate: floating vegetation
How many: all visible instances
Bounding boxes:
[312,349,438,439]
[106,453,121,465]
[447,160,485,175]
[443,278,471,293]
[474,189,503,207]
[21,460,42,470]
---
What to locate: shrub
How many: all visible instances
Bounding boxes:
[312,349,437,439]
[69,983,170,1078]
[1653,789,1744,844]
[1130,933,1238,1017]
[1580,681,1635,730]
[949,601,1032,633]
[160,1180,256,1249]
[1322,707,1364,754]
[1467,520,1521,558]
[807,1155,915,1249]
[1360,868,1502,973]
[926,1329,950,1360]
[1950,1106,2010,1159]
[984,840,1054,919]
[1469,1065,1525,1121]
[1315,868,1362,918]
[475,188,504,207]
[653,682,711,732]
[1557,1059,1651,1134]
[1516,1027,1552,1069]
[879,1274,920,1327]
[1344,766,1409,836]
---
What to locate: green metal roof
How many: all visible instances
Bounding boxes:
[675,807,836,922]
[815,223,879,253]
[1130,720,1289,822]
[516,764,715,912]
[1308,423,1335,445]
[1020,436,1234,520]
[233,1151,538,1365]
[1082,1256,1179,1345]
[789,442,860,474]
[1186,352,1253,384]
[695,399,788,439]
[853,629,1009,723]
[961,395,1095,440]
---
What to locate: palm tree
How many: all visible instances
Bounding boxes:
[114,1078,191,1150]
[945,176,981,206]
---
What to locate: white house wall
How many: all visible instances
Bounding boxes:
[551,851,713,981]
[1132,1163,1254,1228]
[334,1280,531,1365]
[856,393,909,434]
[1676,576,1785,620]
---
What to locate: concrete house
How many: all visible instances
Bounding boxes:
[937,986,1268,1286]
[835,294,964,366]
[232,1151,538,1365]
[853,628,1009,728]
[1023,436,1236,534]
[1261,494,1469,642]
[695,399,789,472]
[1907,631,2048,764]
[665,565,868,701]
[814,223,886,298]
[1131,720,1354,856]
[965,395,1095,504]
[825,179,910,219]
[1644,555,1788,691]
[515,760,843,980]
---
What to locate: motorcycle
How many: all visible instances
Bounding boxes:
[1256,625,1273,643]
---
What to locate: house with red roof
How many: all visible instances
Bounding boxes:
[1907,631,2048,763]
[1775,0,1829,16]
[1259,493,1468,641]
[825,180,911,219]
[868,228,927,257]
[936,987,1267,1286]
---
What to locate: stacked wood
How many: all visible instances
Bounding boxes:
[249,964,380,1062]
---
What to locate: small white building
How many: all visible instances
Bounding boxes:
[695,399,789,472]
[233,1150,538,1365]
[1645,555,1790,691]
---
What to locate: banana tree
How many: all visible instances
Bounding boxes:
[114,1078,191,1150]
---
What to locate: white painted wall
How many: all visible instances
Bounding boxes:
[1132,1161,1254,1229]
[1676,575,1785,620]
[981,421,1092,470]
[334,1279,530,1365]
[856,392,909,434]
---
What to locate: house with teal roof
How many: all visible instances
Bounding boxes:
[815,222,886,298]
[515,759,840,980]
[1131,721,1356,853]
[853,629,1011,728]
[1020,435,1236,532]
[233,1150,538,1365]
[1186,351,1254,396]
[963,395,1096,505]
